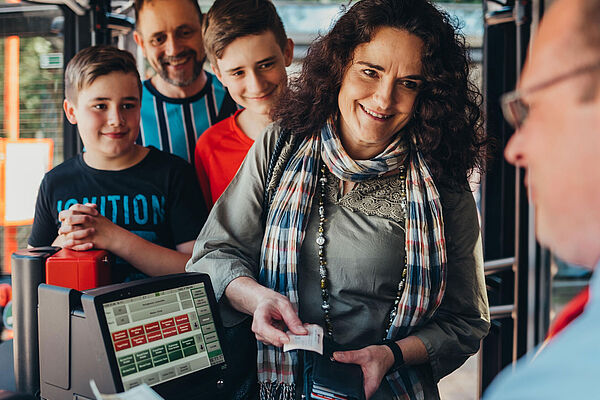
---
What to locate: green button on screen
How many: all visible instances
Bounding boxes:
[183,346,198,357]
[137,359,154,371]
[181,337,195,348]
[166,341,181,352]
[153,354,169,366]
[151,345,166,357]
[120,364,137,377]
[168,350,183,362]
[135,350,151,362]
[118,355,134,368]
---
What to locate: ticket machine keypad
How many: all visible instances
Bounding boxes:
[103,283,224,390]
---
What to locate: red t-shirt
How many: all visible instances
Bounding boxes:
[194,110,254,208]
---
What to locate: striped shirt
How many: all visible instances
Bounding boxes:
[138,72,238,163]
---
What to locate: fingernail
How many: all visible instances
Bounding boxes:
[334,352,344,360]
[280,336,289,343]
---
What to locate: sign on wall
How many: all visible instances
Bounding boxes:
[0,139,54,226]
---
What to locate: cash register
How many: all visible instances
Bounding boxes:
[37,273,228,400]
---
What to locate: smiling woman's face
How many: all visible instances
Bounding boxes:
[337,27,424,160]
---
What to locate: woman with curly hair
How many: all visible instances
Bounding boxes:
[187,0,490,398]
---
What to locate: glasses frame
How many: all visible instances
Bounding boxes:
[501,60,600,128]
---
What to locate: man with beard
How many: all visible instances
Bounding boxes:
[133,0,237,163]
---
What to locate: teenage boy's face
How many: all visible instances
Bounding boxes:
[214,31,293,116]
[64,72,141,162]
[134,0,204,87]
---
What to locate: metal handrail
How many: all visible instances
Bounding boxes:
[484,257,515,275]
[490,304,515,319]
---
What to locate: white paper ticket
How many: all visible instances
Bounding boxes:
[283,323,324,355]
[90,380,165,400]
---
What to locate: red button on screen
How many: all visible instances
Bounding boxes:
[147,331,163,342]
[128,326,144,337]
[177,323,192,334]
[175,314,189,325]
[112,330,128,342]
[162,326,177,338]
[160,318,175,329]
[131,336,147,347]
[114,339,131,352]
[144,321,160,333]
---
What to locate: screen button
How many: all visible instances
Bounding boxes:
[134,350,151,363]
[143,372,159,386]
[114,339,131,352]
[120,363,137,377]
[158,367,176,381]
[118,354,135,368]
[137,358,154,372]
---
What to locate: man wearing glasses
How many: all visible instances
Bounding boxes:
[484,0,600,398]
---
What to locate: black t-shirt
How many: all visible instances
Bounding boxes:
[29,146,207,282]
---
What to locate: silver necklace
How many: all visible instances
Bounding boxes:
[316,163,408,340]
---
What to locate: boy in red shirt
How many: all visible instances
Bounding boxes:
[194,0,293,208]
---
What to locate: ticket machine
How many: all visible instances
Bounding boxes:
[10,249,232,399]
[10,247,111,396]
[38,273,228,399]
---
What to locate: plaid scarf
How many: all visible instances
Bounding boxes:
[258,121,447,400]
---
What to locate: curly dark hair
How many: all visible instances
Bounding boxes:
[272,0,488,186]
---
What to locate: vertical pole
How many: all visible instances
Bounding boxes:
[3,229,17,275]
[5,0,21,137]
[3,0,21,274]
[3,30,20,274]
[4,36,19,139]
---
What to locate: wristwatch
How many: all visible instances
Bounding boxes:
[382,339,405,374]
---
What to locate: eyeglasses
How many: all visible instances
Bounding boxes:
[501,60,600,129]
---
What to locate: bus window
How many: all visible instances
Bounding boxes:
[0,4,64,275]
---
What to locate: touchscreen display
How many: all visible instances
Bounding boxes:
[102,282,225,390]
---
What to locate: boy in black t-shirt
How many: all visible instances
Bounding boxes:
[29,46,207,282]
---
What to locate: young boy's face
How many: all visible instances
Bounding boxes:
[64,72,141,163]
[214,31,293,117]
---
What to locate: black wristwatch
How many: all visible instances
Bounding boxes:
[381,339,405,374]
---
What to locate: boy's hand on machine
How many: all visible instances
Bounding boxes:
[57,203,115,251]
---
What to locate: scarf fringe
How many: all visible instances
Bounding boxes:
[259,382,296,400]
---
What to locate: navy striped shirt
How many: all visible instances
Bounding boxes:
[138,72,238,163]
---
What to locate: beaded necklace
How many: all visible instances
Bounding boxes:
[316,163,408,341]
